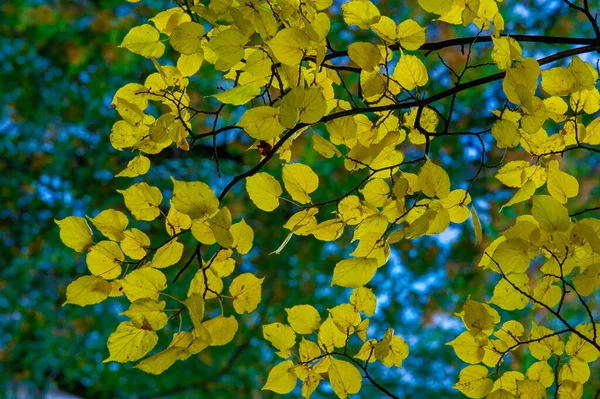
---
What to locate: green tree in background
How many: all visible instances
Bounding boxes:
[3,0,600,398]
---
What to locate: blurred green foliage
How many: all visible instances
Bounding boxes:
[1,0,598,398]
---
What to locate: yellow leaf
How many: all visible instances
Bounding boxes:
[329,358,362,398]
[541,67,577,96]
[210,83,261,105]
[493,237,532,274]
[453,365,493,399]
[418,0,453,15]
[354,339,377,362]
[109,281,124,297]
[165,201,192,236]
[348,42,381,71]
[285,304,322,334]
[317,316,347,351]
[171,177,219,219]
[185,294,205,330]
[380,335,409,367]
[350,287,376,316]
[149,8,190,35]
[341,0,380,29]
[229,273,264,314]
[528,322,564,360]
[112,83,149,110]
[500,180,536,211]
[189,325,212,354]
[360,178,390,207]
[350,233,390,266]
[312,131,342,158]
[526,361,554,388]
[532,276,561,308]
[135,346,188,375]
[238,106,286,140]
[120,268,167,302]
[503,58,540,105]
[371,16,397,43]
[572,263,600,297]
[494,320,524,347]
[393,54,428,91]
[299,338,321,362]
[187,268,223,299]
[489,273,531,310]
[463,298,496,334]
[547,160,578,204]
[491,36,523,70]
[121,298,168,331]
[279,86,326,127]
[471,205,483,244]
[103,321,158,363]
[169,21,204,55]
[300,87,327,124]
[246,172,283,212]
[282,163,319,204]
[230,219,254,255]
[332,257,378,288]
[268,28,309,66]
[492,119,520,148]
[203,315,238,346]
[119,24,165,58]
[309,218,344,242]
[177,51,204,77]
[327,116,358,148]
[262,360,297,394]
[63,275,112,307]
[447,330,487,364]
[55,216,93,252]
[148,239,184,269]
[397,19,426,51]
[135,332,193,374]
[191,218,216,245]
[120,228,150,260]
[208,207,233,248]
[418,158,451,199]
[329,303,360,335]
[565,324,600,362]
[531,195,570,233]
[568,56,597,90]
[544,96,568,122]
[115,155,151,178]
[87,241,124,279]
[439,189,471,223]
[209,249,236,278]
[263,322,296,358]
[557,381,583,398]
[118,182,163,221]
[570,88,600,114]
[208,29,248,65]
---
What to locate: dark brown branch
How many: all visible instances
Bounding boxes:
[316,35,598,62]
[570,206,600,217]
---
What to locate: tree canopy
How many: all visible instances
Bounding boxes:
[5,0,600,397]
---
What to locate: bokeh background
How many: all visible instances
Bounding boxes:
[1,0,598,398]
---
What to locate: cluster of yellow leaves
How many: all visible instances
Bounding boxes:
[491,54,599,156]
[261,288,408,398]
[247,155,477,285]
[419,0,506,31]
[58,174,264,374]
[449,192,600,397]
